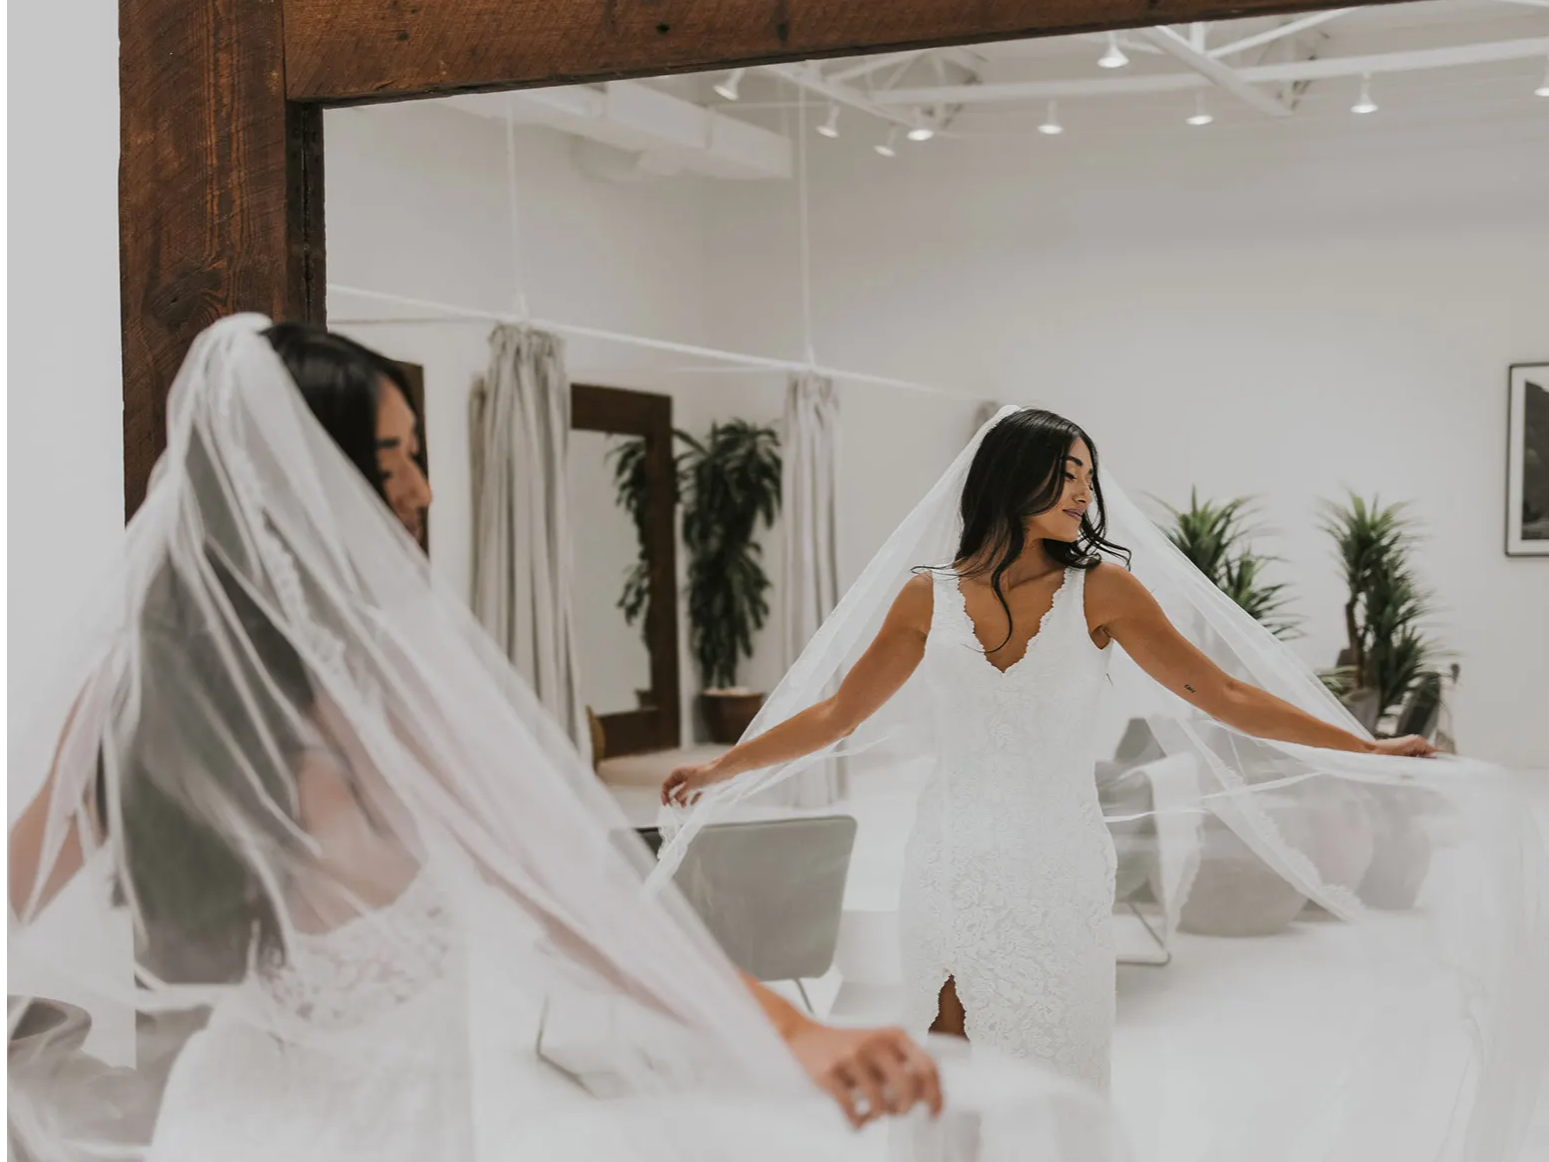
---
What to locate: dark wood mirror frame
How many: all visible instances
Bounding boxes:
[572,383,682,758]
[119,0,1388,515]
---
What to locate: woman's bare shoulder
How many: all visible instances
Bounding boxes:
[891,572,936,630]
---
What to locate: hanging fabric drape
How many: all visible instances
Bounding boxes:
[781,373,844,806]
[469,325,587,755]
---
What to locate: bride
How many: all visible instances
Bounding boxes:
[6,318,1127,1162]
[656,406,1547,1157]
[664,407,1432,1089]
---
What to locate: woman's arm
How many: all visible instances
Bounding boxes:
[1089,564,1433,757]
[8,776,89,921]
[9,688,102,921]
[738,971,941,1128]
[663,576,934,806]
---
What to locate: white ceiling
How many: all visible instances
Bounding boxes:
[436,1,1549,179]
[693,0,1549,153]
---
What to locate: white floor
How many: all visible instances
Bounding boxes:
[630,770,1549,1161]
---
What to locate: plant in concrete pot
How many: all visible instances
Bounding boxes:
[1319,493,1442,733]
[1156,492,1321,937]
[678,420,781,744]
[1318,494,1446,913]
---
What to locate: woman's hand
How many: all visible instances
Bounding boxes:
[660,760,726,807]
[1369,735,1437,758]
[785,1022,944,1129]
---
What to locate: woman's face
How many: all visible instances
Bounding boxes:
[1025,437,1094,544]
[375,381,432,540]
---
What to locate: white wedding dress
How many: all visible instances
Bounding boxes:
[899,568,1117,1091]
[148,874,488,1162]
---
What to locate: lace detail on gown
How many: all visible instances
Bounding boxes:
[255,872,454,1029]
[899,567,1117,1091]
[148,874,471,1162]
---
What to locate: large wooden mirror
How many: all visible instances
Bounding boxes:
[116,0,1368,512]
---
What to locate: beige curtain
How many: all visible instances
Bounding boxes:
[469,326,587,757]
[782,372,843,806]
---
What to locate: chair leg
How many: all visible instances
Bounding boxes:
[793,979,816,1014]
[1126,900,1172,967]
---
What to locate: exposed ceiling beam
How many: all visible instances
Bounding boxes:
[1492,0,1549,9]
[1140,25,1294,116]
[1208,10,1353,59]
[759,62,925,132]
[873,37,1549,104]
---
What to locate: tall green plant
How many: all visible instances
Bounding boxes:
[678,420,782,690]
[1319,494,1440,722]
[1159,489,1298,638]
[607,436,664,646]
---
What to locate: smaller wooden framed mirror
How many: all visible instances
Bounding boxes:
[570,384,681,759]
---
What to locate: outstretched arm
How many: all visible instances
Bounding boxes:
[9,689,102,921]
[663,575,933,806]
[1089,564,1433,757]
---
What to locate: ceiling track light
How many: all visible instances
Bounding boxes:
[1535,56,1549,98]
[906,117,936,143]
[816,104,841,139]
[1352,74,1378,115]
[874,127,900,158]
[1186,91,1214,127]
[1038,100,1064,136]
[712,68,745,101]
[1099,32,1130,70]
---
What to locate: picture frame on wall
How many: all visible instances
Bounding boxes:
[1507,362,1549,558]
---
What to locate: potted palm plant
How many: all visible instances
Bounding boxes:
[677,420,781,744]
[608,436,668,708]
[1159,489,1298,638]
[1156,491,1312,936]
[1319,494,1447,913]
[1319,494,1442,732]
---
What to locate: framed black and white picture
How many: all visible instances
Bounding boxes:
[1507,362,1549,557]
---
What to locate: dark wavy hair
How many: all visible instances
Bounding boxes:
[931,408,1129,651]
[263,322,413,503]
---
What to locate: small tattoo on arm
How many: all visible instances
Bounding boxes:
[1184,684,1197,694]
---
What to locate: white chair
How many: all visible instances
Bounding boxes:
[642,816,858,1012]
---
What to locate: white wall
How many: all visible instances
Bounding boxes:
[325,103,782,738]
[703,100,1549,767]
[7,0,125,801]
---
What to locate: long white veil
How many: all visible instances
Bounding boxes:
[7,329,1127,1162]
[654,406,1549,1161]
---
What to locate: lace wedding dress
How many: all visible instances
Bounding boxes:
[899,567,1116,1091]
[147,874,487,1162]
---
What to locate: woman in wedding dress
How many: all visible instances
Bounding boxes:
[268,320,945,1125]
[663,408,1440,1092]
[7,320,1128,1162]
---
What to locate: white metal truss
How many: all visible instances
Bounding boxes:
[871,36,1549,106]
[1207,10,1353,58]
[1139,25,1295,116]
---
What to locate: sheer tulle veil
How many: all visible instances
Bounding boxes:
[654,405,1549,1162]
[8,325,1130,1162]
